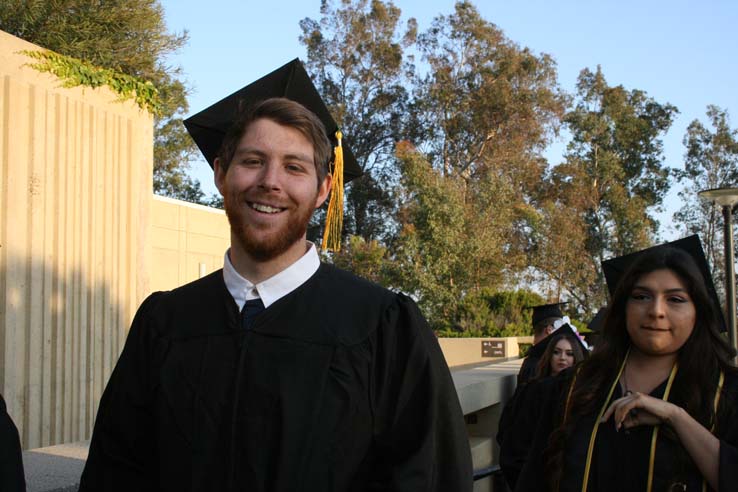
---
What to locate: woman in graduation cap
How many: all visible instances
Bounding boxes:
[498,323,588,490]
[535,331,588,379]
[515,237,738,492]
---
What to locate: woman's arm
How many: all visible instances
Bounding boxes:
[602,392,719,490]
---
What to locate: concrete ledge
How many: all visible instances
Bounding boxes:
[451,359,520,415]
[23,441,88,492]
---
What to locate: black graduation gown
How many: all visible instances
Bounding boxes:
[517,339,548,385]
[497,376,557,490]
[0,394,25,492]
[514,369,738,491]
[79,264,473,492]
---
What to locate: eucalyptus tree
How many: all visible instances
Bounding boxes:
[300,0,417,242]
[538,66,677,313]
[674,105,738,289]
[389,1,567,329]
[406,1,567,298]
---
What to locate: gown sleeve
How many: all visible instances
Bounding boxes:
[369,293,473,492]
[79,293,166,492]
[0,394,25,492]
[517,357,537,385]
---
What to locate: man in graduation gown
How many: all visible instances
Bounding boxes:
[78,60,473,492]
[516,302,566,385]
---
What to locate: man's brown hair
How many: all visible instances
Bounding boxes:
[216,97,332,185]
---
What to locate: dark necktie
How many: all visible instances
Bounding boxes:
[241,298,265,330]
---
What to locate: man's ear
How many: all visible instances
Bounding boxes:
[315,173,332,209]
[214,158,225,195]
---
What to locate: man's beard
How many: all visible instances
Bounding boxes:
[223,189,315,262]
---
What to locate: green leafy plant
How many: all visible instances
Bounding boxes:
[21,50,161,114]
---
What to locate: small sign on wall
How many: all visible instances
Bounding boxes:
[481,340,505,358]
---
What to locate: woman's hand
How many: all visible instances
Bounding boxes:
[601,391,720,490]
[601,392,679,431]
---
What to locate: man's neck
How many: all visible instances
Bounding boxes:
[229,237,311,284]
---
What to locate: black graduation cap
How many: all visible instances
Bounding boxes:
[184,58,363,251]
[183,58,361,181]
[527,322,589,359]
[552,323,590,353]
[601,235,725,332]
[528,302,567,326]
[587,307,608,333]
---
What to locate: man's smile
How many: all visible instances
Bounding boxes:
[247,201,287,214]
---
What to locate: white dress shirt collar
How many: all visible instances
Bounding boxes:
[222,242,321,311]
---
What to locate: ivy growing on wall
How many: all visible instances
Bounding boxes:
[21,50,161,114]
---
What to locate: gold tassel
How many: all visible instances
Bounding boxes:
[321,130,344,252]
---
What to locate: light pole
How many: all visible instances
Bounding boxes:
[698,187,738,356]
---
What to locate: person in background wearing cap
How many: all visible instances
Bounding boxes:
[497,324,588,490]
[534,331,587,379]
[517,302,567,385]
[79,60,472,492]
[515,237,738,491]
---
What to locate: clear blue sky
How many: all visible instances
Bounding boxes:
[160,0,738,239]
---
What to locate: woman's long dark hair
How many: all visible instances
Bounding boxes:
[535,333,586,379]
[544,246,736,491]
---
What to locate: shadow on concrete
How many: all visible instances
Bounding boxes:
[22,440,89,492]
[1,251,129,451]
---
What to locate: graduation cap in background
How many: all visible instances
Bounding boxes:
[551,323,590,353]
[528,302,567,327]
[526,322,590,361]
[183,58,362,251]
[587,307,608,333]
[601,234,725,332]
[583,307,608,348]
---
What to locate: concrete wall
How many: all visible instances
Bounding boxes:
[439,337,531,367]
[0,30,153,448]
[150,195,229,292]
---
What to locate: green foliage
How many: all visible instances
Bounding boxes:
[435,288,544,337]
[308,1,572,333]
[532,66,678,315]
[518,343,532,357]
[485,290,545,335]
[402,1,567,319]
[391,142,497,329]
[300,0,416,242]
[22,50,160,113]
[414,1,567,183]
[562,66,677,254]
[329,235,392,285]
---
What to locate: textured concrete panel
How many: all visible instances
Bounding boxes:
[0,29,152,449]
[150,195,228,290]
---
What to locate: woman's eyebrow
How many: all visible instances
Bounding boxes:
[632,285,688,294]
